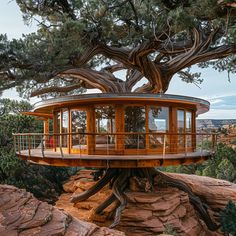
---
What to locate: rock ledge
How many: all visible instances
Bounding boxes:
[0,184,124,236]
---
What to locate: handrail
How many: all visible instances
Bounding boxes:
[13,131,217,136]
[13,132,218,160]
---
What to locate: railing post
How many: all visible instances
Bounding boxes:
[59,134,64,158]
[19,135,22,154]
[163,134,166,159]
[79,134,81,158]
[201,133,203,157]
[137,134,140,154]
[33,135,35,149]
[28,134,31,157]
[13,135,17,153]
[41,134,45,158]
[107,134,109,155]
[184,134,187,157]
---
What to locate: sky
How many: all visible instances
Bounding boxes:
[1,1,236,119]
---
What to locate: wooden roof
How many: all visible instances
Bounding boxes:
[21,112,53,119]
[32,93,210,115]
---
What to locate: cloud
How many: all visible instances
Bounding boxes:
[209,98,223,105]
[199,109,236,119]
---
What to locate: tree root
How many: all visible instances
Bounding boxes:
[71,168,220,231]
[94,194,117,215]
[70,169,117,203]
[109,169,130,228]
[154,169,220,231]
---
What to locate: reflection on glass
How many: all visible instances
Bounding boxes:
[125,106,145,149]
[186,112,192,147]
[56,112,61,147]
[149,107,169,132]
[95,106,115,149]
[149,107,169,149]
[149,133,170,149]
[71,110,87,148]
[177,110,185,147]
[61,110,68,147]
[186,112,192,132]
[95,106,115,133]
[177,110,184,133]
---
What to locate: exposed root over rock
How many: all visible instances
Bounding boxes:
[70,168,220,231]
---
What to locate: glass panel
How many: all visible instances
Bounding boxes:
[95,106,115,133]
[149,133,169,149]
[177,110,185,147]
[149,107,169,132]
[61,110,68,147]
[186,112,192,147]
[148,107,169,150]
[125,106,145,149]
[71,110,87,149]
[125,106,145,132]
[95,106,115,150]
[56,112,61,146]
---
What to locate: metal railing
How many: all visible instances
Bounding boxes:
[13,132,218,159]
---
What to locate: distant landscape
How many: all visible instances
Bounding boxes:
[197,119,236,130]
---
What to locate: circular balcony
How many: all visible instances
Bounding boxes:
[13,93,216,168]
[14,132,216,168]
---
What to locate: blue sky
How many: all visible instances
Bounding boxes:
[1,0,236,119]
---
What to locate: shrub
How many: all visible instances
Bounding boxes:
[220,200,236,235]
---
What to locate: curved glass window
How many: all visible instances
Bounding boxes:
[148,107,169,132]
[148,107,169,149]
[177,110,185,148]
[95,106,115,133]
[177,110,193,149]
[125,106,145,149]
[55,112,61,147]
[186,111,192,147]
[61,109,68,147]
[95,106,115,149]
[186,112,192,133]
[71,110,87,148]
[125,106,145,132]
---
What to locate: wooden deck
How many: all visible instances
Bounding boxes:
[16,149,213,168]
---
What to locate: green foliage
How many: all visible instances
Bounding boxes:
[161,163,199,175]
[163,143,236,183]
[0,98,32,115]
[0,99,77,203]
[1,0,236,97]
[220,200,236,235]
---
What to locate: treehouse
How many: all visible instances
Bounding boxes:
[14,93,216,168]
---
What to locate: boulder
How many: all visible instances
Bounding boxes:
[0,184,124,236]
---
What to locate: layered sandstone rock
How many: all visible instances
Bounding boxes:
[164,172,236,210]
[56,170,236,236]
[0,184,124,236]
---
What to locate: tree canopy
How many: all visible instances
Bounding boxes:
[1,0,236,98]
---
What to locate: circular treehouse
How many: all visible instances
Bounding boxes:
[14,93,216,168]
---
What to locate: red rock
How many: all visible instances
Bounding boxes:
[57,170,236,235]
[0,185,124,236]
[126,192,162,203]
[122,209,152,221]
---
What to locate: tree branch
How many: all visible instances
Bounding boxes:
[126,70,143,91]
[165,27,236,76]
[58,68,125,93]
[30,83,83,97]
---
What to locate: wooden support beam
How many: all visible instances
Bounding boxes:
[115,105,124,154]
[87,106,95,155]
